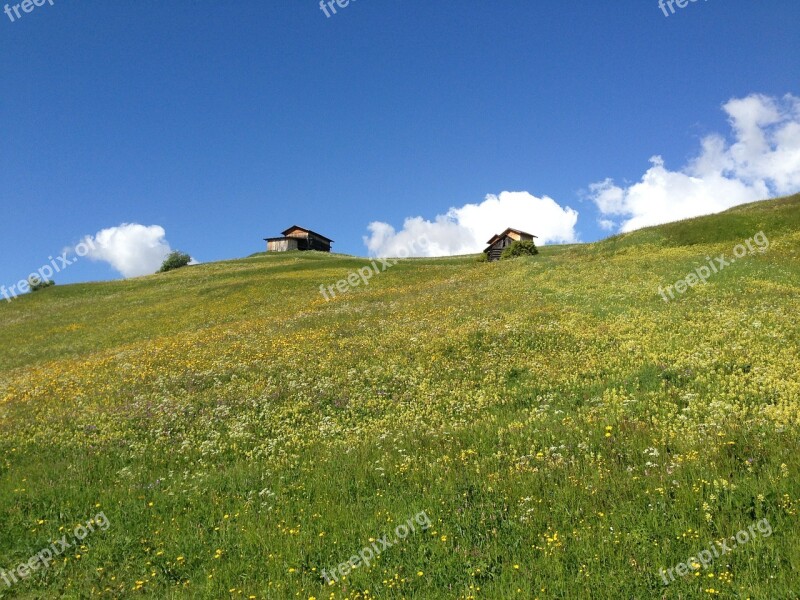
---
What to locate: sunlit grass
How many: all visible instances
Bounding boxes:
[1,195,799,598]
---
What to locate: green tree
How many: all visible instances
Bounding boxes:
[28,275,55,292]
[158,251,192,273]
[500,240,539,260]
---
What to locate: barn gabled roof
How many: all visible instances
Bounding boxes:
[485,228,537,245]
[280,225,334,243]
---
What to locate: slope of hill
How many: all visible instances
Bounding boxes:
[1,195,799,599]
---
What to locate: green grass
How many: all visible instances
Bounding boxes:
[1,194,799,599]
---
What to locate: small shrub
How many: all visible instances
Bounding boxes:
[500,240,539,260]
[159,251,192,273]
[28,275,55,292]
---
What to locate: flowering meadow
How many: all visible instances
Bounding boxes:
[1,195,799,599]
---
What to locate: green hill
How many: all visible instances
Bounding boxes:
[1,195,799,599]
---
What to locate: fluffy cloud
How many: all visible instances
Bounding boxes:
[590,93,800,232]
[364,191,579,257]
[79,223,175,278]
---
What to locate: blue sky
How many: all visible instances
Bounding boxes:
[1,0,799,288]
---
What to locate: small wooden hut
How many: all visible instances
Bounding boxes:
[484,228,537,262]
[264,226,334,253]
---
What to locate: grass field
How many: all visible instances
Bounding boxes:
[1,195,799,599]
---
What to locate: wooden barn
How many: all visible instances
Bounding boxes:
[264,226,334,253]
[484,228,537,262]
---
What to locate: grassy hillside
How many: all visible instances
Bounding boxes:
[1,195,799,599]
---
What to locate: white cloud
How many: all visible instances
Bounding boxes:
[79,223,174,278]
[364,191,579,257]
[589,93,800,232]
[598,218,616,231]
